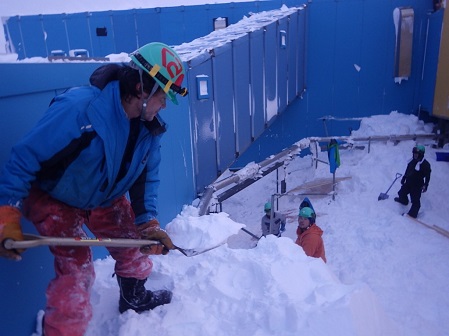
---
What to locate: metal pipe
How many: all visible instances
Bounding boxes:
[309,133,435,143]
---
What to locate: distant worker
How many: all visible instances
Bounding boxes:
[394,145,431,218]
[261,202,286,237]
[295,207,326,262]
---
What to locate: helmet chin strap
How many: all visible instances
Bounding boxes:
[138,68,159,121]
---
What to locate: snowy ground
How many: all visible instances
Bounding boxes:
[31,112,449,336]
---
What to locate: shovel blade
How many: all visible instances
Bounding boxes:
[378,193,389,201]
[175,241,225,257]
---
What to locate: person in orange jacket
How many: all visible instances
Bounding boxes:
[295,207,326,262]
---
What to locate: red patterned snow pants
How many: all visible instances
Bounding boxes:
[23,188,153,336]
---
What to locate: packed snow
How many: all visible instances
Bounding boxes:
[166,207,245,249]
[29,112,449,336]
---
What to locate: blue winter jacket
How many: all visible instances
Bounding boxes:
[0,81,165,224]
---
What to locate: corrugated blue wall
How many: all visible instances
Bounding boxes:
[183,6,307,192]
[3,0,304,59]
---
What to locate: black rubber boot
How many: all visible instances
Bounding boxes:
[407,204,420,218]
[117,275,172,313]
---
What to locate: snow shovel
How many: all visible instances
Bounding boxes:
[3,234,224,257]
[241,228,262,240]
[378,173,402,201]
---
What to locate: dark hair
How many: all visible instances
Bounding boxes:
[89,63,160,100]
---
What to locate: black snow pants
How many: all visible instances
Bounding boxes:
[397,183,422,218]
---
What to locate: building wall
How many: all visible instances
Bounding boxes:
[3,0,303,59]
[180,5,308,192]
[233,0,439,168]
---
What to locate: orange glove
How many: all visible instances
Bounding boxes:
[137,219,175,255]
[0,206,24,261]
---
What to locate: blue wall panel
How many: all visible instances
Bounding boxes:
[64,13,92,54]
[159,8,187,46]
[264,22,278,123]
[134,9,162,47]
[42,14,70,56]
[233,35,252,155]
[307,1,337,120]
[332,1,363,123]
[183,6,213,44]
[0,92,55,164]
[4,17,24,58]
[187,56,218,194]
[277,16,289,113]
[17,16,47,58]
[158,96,195,225]
[287,10,299,103]
[111,10,139,53]
[213,44,236,174]
[87,12,116,57]
[358,1,389,117]
[0,229,55,336]
[249,30,265,139]
[0,63,101,98]
[297,9,307,94]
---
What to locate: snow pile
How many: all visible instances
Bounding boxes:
[84,234,399,336]
[165,205,245,249]
[175,5,304,62]
[351,111,434,137]
[30,112,449,336]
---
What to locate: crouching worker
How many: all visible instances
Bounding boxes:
[0,42,188,336]
[261,202,286,237]
[295,207,326,262]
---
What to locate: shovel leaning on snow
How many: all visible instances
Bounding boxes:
[3,234,224,257]
[378,173,402,201]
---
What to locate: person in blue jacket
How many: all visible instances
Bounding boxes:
[0,42,187,336]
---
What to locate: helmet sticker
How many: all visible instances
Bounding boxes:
[162,47,184,86]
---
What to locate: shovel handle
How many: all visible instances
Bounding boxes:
[3,234,226,258]
[3,234,159,250]
[386,172,403,191]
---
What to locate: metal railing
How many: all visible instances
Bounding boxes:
[197,133,436,215]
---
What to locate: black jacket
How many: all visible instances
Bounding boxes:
[401,158,431,189]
